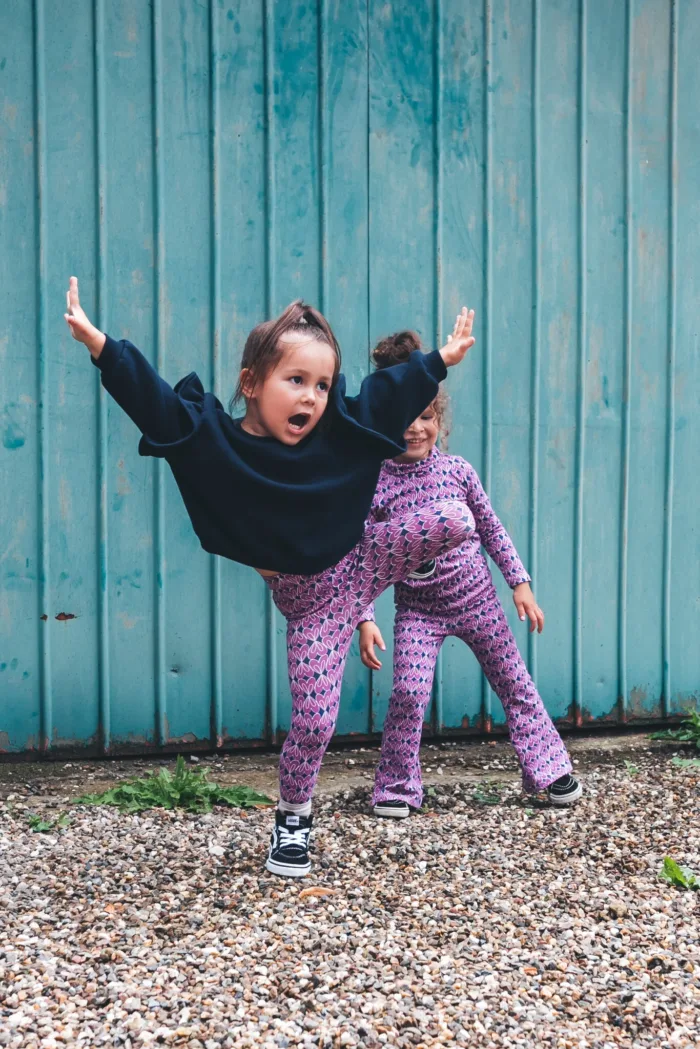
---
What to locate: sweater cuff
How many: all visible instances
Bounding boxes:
[424,349,448,383]
[91,334,124,374]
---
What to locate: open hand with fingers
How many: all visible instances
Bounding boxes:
[513,582,544,634]
[439,306,476,368]
[64,276,106,358]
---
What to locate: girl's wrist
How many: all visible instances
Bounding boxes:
[86,329,106,359]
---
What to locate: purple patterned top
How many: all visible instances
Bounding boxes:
[361,447,530,620]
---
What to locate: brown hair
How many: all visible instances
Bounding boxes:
[231,300,341,409]
[371,330,450,445]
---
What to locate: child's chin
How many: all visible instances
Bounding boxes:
[396,448,426,464]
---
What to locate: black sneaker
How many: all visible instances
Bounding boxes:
[407,559,437,581]
[547,774,582,806]
[373,799,410,819]
[265,810,313,877]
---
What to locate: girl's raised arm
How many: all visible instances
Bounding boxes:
[64,276,196,446]
[346,306,475,447]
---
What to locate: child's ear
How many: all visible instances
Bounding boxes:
[239,368,255,400]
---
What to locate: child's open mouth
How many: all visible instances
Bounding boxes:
[288,413,311,434]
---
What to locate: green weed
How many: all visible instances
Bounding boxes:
[671,756,700,770]
[75,755,273,814]
[472,784,501,806]
[28,812,70,833]
[660,856,699,891]
[650,711,700,748]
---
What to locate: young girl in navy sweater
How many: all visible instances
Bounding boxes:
[65,278,477,877]
[357,332,582,816]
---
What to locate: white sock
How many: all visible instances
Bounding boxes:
[278,798,312,817]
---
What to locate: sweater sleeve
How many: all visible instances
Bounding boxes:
[342,350,447,446]
[357,603,376,625]
[92,336,203,451]
[459,461,531,588]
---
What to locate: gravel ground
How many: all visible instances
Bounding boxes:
[1,744,699,1048]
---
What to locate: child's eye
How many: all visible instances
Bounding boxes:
[289,376,303,385]
[317,382,329,393]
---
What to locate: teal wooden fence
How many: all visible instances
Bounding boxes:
[1,0,698,757]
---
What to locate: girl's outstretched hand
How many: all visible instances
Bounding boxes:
[358,621,386,671]
[513,582,545,634]
[64,276,106,358]
[439,306,476,368]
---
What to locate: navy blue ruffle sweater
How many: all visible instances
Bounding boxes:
[93,336,447,574]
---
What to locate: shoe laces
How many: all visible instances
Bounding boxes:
[278,825,310,851]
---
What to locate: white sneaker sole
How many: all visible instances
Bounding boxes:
[265,855,311,878]
[548,782,583,806]
[373,803,410,819]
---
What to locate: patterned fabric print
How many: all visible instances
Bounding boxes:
[372,616,443,807]
[373,580,573,807]
[366,448,531,618]
[269,500,475,803]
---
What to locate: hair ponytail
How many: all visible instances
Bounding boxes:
[371,330,423,370]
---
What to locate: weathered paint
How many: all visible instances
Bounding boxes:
[1,0,698,757]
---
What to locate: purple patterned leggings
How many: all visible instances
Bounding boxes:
[268,501,475,803]
[373,577,573,807]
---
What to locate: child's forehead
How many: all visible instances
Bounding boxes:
[276,333,336,370]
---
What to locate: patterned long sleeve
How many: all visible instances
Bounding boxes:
[460,463,531,588]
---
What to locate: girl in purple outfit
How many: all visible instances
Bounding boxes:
[358,332,582,818]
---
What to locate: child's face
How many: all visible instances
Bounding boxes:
[241,333,336,444]
[395,404,440,463]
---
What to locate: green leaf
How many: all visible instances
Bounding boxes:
[671,756,700,769]
[624,760,640,776]
[660,856,699,891]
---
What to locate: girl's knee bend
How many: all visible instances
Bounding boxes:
[457,503,476,538]
[434,500,475,542]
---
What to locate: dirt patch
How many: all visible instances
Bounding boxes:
[0,731,679,809]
